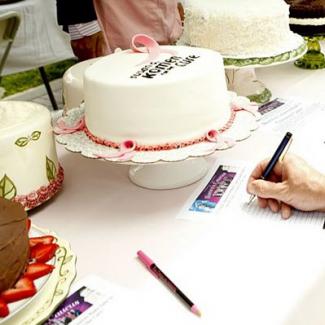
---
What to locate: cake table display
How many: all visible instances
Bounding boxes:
[0,101,64,210]
[55,35,260,190]
[286,0,325,69]
[179,0,307,103]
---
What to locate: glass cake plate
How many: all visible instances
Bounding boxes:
[1,225,76,325]
[55,93,260,189]
[294,35,325,69]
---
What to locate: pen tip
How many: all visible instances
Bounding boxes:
[191,305,202,317]
[247,194,255,205]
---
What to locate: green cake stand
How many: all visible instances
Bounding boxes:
[294,36,325,69]
[223,41,307,104]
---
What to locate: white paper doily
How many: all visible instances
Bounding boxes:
[55,104,260,165]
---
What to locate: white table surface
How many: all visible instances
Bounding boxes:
[30,55,325,324]
[0,0,73,75]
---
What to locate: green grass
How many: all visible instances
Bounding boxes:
[0,59,76,97]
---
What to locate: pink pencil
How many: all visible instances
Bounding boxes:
[137,250,201,317]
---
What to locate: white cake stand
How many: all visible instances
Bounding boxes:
[126,158,209,190]
[55,102,260,190]
[224,38,307,103]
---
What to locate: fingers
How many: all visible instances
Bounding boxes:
[258,198,292,219]
[247,179,286,201]
[280,202,292,219]
[247,158,284,194]
[247,158,269,184]
[257,197,267,209]
[267,199,280,213]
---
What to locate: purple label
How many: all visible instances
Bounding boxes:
[258,99,284,115]
[44,287,93,324]
[189,165,236,213]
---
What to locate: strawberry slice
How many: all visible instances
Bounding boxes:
[29,235,55,248]
[30,243,59,263]
[0,298,9,318]
[0,277,36,303]
[24,263,55,280]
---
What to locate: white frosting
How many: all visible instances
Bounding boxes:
[84,46,231,146]
[0,101,59,195]
[290,17,325,26]
[180,0,299,57]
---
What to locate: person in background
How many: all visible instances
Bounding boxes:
[93,0,184,54]
[56,0,108,61]
[246,154,325,219]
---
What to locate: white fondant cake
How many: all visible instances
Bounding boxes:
[0,101,63,210]
[84,45,232,147]
[180,0,302,57]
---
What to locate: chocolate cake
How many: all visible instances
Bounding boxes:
[0,198,29,292]
[286,0,325,35]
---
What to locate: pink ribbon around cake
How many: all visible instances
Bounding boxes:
[94,140,136,161]
[54,118,136,160]
[131,34,177,66]
[54,95,259,160]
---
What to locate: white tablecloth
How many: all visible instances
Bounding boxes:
[31,58,325,324]
[0,0,73,75]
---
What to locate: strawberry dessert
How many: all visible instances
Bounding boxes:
[0,198,58,318]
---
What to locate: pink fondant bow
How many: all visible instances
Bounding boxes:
[231,96,260,118]
[54,117,85,134]
[206,129,236,147]
[131,34,177,66]
[95,140,136,161]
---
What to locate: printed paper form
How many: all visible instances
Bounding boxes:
[259,97,325,135]
[179,159,325,228]
[259,97,325,174]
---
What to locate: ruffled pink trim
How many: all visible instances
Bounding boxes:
[94,140,137,160]
[13,165,64,210]
[54,100,257,152]
[83,109,237,151]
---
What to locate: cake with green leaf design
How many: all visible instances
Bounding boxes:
[0,101,64,210]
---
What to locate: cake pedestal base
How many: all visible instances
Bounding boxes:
[294,37,325,69]
[223,39,307,104]
[226,68,272,104]
[128,158,208,190]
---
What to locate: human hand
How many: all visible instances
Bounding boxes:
[71,31,108,61]
[246,154,325,219]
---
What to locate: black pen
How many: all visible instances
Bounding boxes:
[248,132,293,205]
